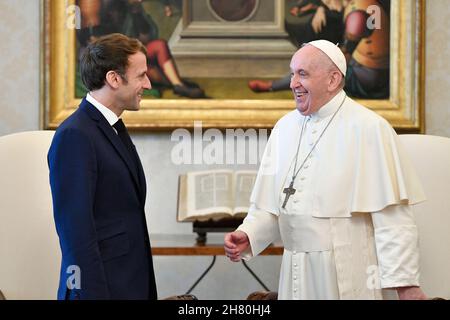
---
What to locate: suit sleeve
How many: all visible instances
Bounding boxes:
[48,128,110,299]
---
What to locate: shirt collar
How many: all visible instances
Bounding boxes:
[310,90,346,120]
[86,93,119,126]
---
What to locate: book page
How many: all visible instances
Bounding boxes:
[177,174,189,222]
[186,170,234,219]
[232,170,257,215]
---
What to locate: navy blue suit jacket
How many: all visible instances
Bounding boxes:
[48,98,157,300]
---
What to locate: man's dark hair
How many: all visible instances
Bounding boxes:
[80,33,147,91]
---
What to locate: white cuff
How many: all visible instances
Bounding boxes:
[374,224,420,288]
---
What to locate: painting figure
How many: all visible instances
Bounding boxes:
[287,0,348,46]
[341,0,390,99]
[77,0,206,99]
[249,0,390,100]
[249,0,349,93]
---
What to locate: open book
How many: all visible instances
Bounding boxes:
[177,169,257,222]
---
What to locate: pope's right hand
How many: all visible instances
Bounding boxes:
[224,231,250,262]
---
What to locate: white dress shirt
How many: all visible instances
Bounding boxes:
[86,93,119,133]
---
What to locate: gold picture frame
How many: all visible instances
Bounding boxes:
[42,0,425,132]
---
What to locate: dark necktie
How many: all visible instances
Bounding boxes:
[113,119,145,201]
[113,119,140,171]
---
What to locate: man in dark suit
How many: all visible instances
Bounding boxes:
[48,33,157,300]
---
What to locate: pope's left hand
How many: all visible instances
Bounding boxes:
[396,286,427,300]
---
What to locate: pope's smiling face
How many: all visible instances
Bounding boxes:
[289,45,337,116]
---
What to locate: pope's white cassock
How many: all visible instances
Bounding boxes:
[238,90,426,299]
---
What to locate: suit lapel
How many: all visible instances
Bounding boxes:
[80,99,143,203]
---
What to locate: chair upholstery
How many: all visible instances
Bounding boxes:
[0,131,60,299]
[398,134,450,299]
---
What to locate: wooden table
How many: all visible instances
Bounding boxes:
[150,233,283,293]
[150,233,283,256]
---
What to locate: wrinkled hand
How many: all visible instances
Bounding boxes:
[311,6,327,34]
[290,6,300,16]
[396,286,427,300]
[224,231,250,262]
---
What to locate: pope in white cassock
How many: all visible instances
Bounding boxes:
[224,40,428,300]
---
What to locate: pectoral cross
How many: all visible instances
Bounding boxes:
[282,180,296,209]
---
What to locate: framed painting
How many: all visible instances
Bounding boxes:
[42,0,425,132]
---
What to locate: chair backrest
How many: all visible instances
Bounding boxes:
[0,131,60,300]
[399,134,450,299]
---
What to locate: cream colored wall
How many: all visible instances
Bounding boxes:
[0,0,40,136]
[425,0,450,137]
[0,0,449,299]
